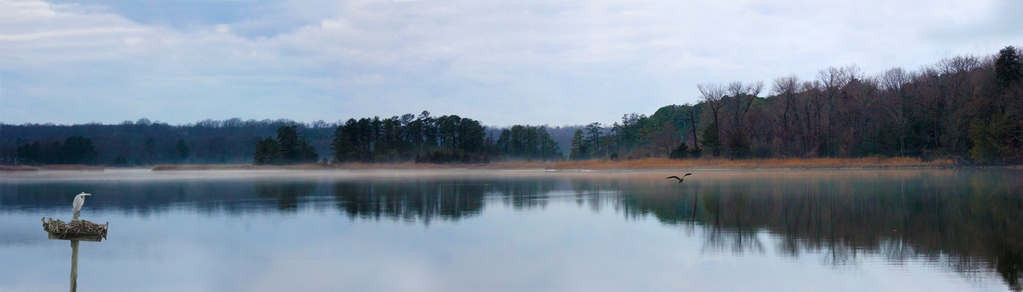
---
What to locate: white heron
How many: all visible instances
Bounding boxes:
[72,192,91,221]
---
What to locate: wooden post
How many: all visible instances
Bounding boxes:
[70,240,79,292]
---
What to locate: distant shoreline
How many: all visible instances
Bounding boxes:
[150,157,964,171]
[7,157,1016,172]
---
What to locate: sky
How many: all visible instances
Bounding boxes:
[2,0,1022,127]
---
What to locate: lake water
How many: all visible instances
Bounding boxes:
[1,168,1021,292]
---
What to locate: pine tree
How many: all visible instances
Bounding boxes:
[995,46,1022,88]
[570,129,588,160]
[701,122,722,157]
[253,137,280,165]
[176,139,190,162]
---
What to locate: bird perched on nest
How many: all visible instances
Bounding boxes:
[72,192,91,221]
[666,173,692,183]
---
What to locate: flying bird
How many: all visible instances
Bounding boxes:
[666,173,692,183]
[72,192,91,221]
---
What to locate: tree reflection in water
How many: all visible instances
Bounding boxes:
[610,170,1023,291]
[321,170,1022,291]
[4,170,1020,290]
[332,179,487,223]
[255,181,317,212]
[330,178,559,224]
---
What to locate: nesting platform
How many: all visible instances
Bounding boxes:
[42,218,108,242]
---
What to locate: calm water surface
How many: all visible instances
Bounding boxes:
[1,169,1021,292]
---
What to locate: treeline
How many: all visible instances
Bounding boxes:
[4,46,1022,165]
[2,113,565,165]
[326,113,566,163]
[495,125,563,161]
[330,112,492,163]
[1,118,336,166]
[14,136,98,165]
[567,107,702,160]
[253,126,320,165]
[570,46,1023,164]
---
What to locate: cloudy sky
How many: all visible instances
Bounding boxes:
[1,0,1022,126]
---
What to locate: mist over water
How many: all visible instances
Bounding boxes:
[1,169,1021,291]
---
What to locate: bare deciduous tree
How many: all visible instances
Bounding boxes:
[698,83,727,156]
[771,76,800,155]
[728,80,764,133]
[878,67,913,156]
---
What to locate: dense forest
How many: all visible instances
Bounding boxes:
[0,112,565,165]
[569,46,1023,164]
[2,46,1022,165]
[1,118,336,165]
[253,125,320,165]
[330,113,493,163]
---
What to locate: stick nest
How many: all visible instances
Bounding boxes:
[42,217,108,238]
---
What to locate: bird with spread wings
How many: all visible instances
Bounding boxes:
[666,173,692,183]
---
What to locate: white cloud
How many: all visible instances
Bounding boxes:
[2,0,1021,126]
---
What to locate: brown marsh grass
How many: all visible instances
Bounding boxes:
[151,161,550,171]
[0,165,39,171]
[0,165,105,171]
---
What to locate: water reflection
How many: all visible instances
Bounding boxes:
[48,229,105,292]
[611,170,1023,291]
[332,180,486,223]
[3,170,1022,291]
[2,180,265,215]
[330,178,559,223]
[255,181,318,212]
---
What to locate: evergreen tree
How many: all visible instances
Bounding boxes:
[585,122,603,156]
[331,122,357,163]
[277,126,301,163]
[60,136,97,164]
[701,122,722,157]
[996,46,1022,88]
[495,125,563,161]
[253,137,280,165]
[15,136,96,165]
[570,129,588,160]
[969,119,1001,163]
[176,139,190,162]
[267,125,318,164]
[669,142,689,159]
[727,129,750,158]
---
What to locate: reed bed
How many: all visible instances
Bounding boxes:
[152,161,550,171]
[152,164,317,171]
[0,165,39,171]
[0,165,105,171]
[40,165,105,170]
